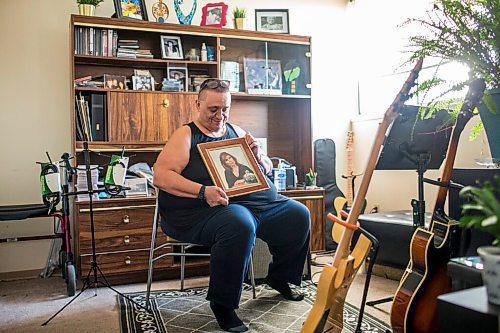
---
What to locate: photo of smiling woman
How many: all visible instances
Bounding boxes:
[219,151,258,188]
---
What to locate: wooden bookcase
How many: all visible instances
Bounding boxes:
[70,15,316,283]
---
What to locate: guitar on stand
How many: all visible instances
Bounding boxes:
[333,121,366,243]
[390,78,486,333]
[300,58,424,333]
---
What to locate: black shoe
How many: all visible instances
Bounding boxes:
[265,275,304,301]
[209,301,248,332]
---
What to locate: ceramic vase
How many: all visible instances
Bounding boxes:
[477,246,500,305]
[234,18,245,30]
[478,88,500,162]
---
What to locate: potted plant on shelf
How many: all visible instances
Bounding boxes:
[404,0,499,161]
[459,177,500,305]
[77,0,104,16]
[232,7,247,30]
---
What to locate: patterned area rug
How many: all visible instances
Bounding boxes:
[118,282,390,333]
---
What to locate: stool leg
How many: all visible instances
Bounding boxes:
[249,252,256,299]
[180,245,186,291]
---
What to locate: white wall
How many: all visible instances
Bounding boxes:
[0,0,491,275]
[0,0,346,275]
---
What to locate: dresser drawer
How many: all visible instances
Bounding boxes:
[78,204,155,231]
[79,226,169,254]
[78,204,164,254]
[79,247,173,276]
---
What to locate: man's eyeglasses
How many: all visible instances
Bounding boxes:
[199,79,230,92]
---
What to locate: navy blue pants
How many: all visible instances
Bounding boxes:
[162,199,310,309]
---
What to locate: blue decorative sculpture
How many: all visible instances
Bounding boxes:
[174,0,197,25]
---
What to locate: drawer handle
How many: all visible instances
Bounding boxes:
[123,215,130,224]
[124,235,130,245]
[162,99,170,108]
[125,256,131,265]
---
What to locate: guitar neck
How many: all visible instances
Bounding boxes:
[333,58,424,266]
[432,78,486,213]
[346,150,354,206]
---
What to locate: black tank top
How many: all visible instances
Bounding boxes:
[158,122,286,230]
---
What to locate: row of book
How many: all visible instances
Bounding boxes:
[75,93,106,142]
[74,27,118,57]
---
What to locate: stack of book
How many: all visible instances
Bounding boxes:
[117,40,153,59]
[76,166,100,201]
[190,74,211,91]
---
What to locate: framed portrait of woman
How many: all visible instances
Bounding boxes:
[197,137,269,197]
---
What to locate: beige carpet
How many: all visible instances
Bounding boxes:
[0,258,398,332]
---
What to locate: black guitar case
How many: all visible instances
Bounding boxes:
[314,139,345,251]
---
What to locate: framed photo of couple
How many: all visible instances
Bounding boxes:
[197,138,269,197]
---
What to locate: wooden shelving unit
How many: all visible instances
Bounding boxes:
[70,14,318,283]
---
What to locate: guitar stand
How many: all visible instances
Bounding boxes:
[42,143,147,326]
[353,227,380,333]
[328,213,380,333]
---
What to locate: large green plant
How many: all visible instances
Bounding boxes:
[404,0,499,138]
[459,177,500,247]
[77,0,104,6]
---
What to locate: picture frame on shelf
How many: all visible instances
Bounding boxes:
[104,74,126,89]
[197,137,269,197]
[243,57,282,95]
[132,75,154,91]
[167,66,188,92]
[200,2,228,28]
[125,178,149,197]
[113,0,149,21]
[160,35,184,60]
[255,9,289,34]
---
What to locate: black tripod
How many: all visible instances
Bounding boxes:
[42,143,146,326]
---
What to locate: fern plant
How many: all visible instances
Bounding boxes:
[404,0,499,139]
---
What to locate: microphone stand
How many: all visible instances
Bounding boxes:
[42,142,147,326]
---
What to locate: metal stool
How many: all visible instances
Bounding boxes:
[146,196,257,309]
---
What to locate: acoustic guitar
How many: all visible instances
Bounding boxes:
[390,78,486,333]
[300,58,424,333]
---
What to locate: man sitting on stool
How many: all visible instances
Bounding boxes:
[153,78,310,332]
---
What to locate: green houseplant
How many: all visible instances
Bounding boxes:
[232,7,247,29]
[459,176,500,304]
[404,0,499,159]
[77,0,104,16]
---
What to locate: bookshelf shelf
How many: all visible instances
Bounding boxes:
[75,55,218,68]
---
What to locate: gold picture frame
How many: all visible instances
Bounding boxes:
[197,137,269,197]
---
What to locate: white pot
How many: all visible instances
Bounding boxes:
[477,245,500,305]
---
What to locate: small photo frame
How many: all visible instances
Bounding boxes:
[197,137,270,197]
[132,75,154,91]
[113,0,149,21]
[167,66,188,92]
[255,9,289,34]
[125,178,149,197]
[161,35,184,60]
[104,74,126,89]
[244,57,282,95]
[201,2,228,27]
